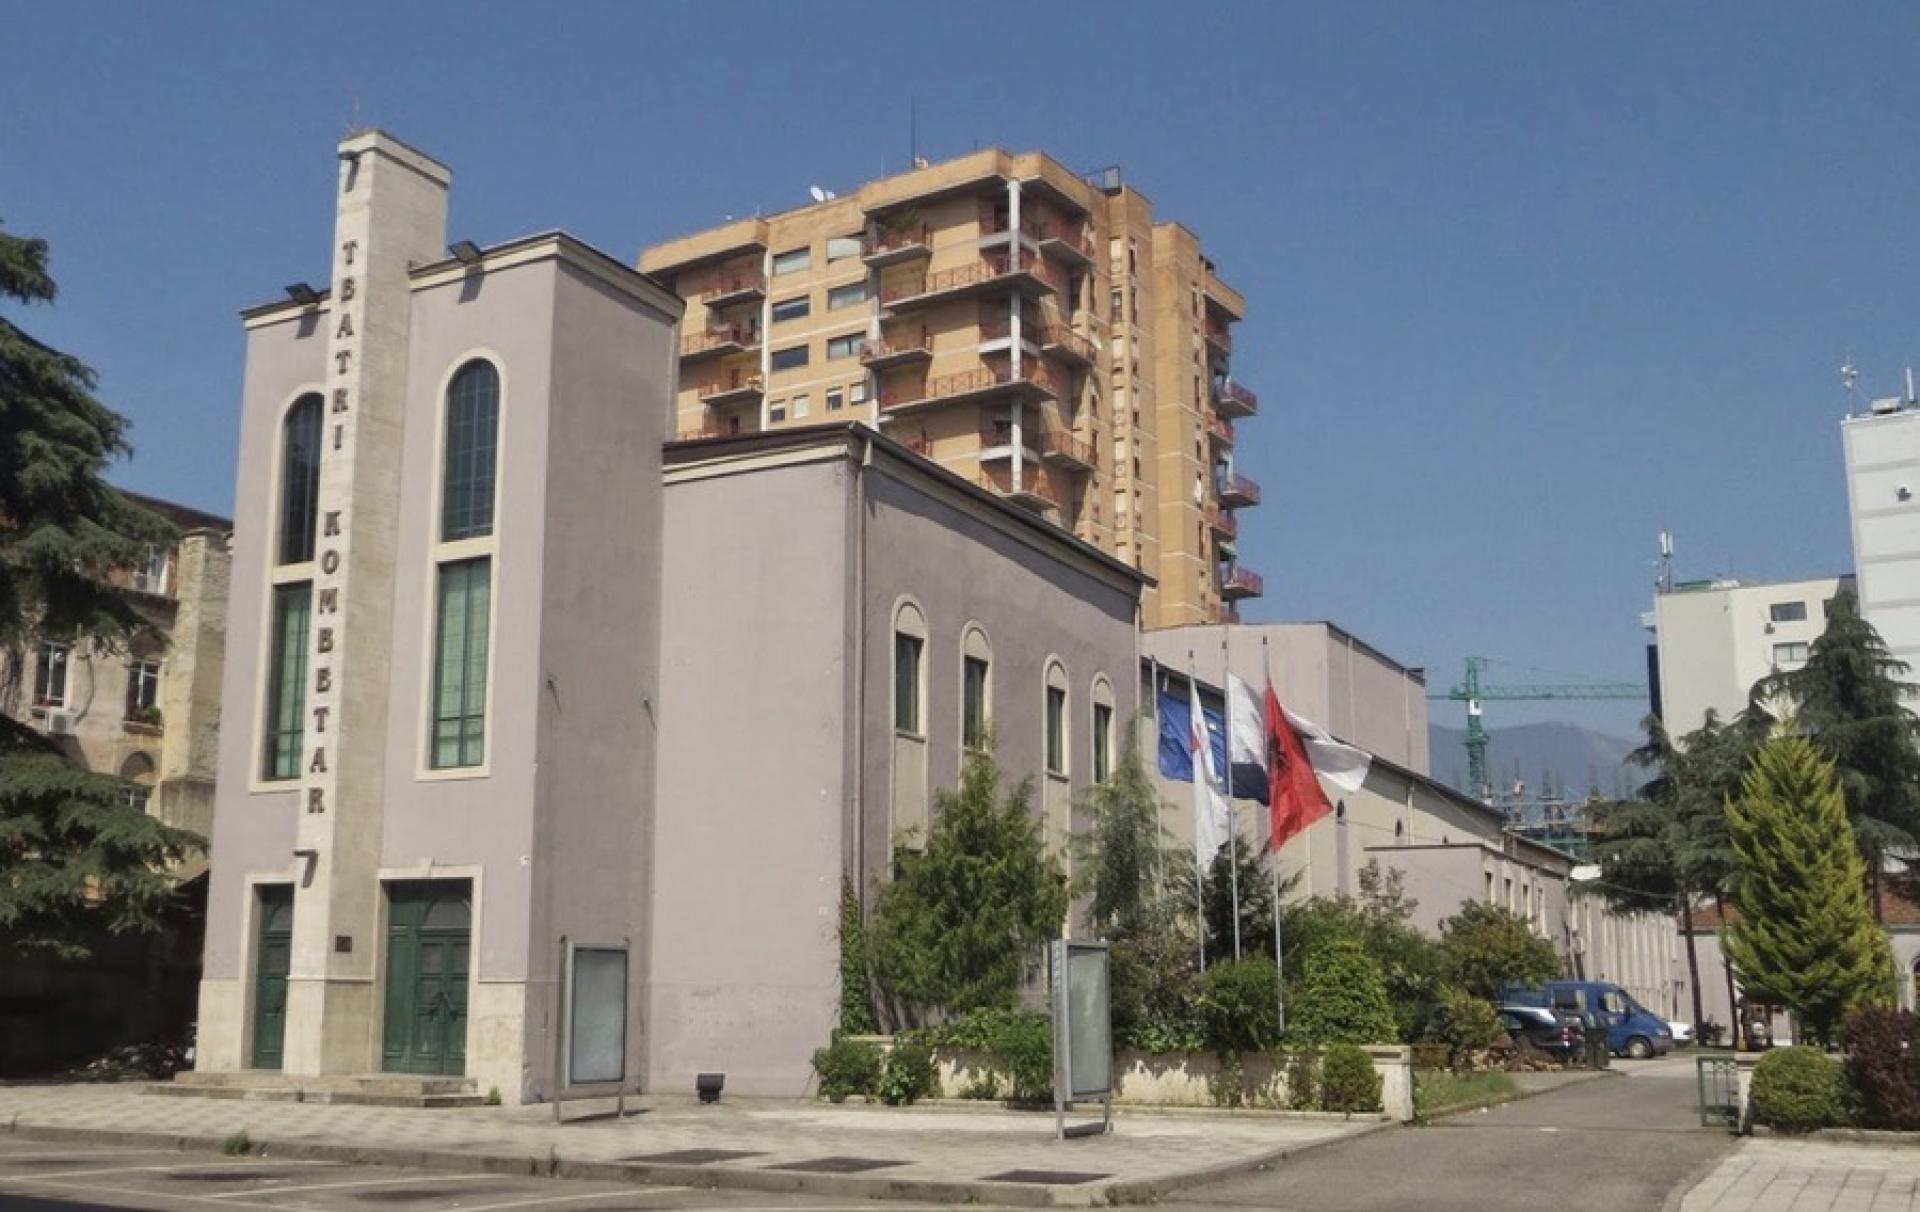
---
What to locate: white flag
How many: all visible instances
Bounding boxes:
[1190,674,1230,867]
[1283,706,1372,794]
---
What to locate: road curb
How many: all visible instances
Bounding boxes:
[2,1114,1393,1206]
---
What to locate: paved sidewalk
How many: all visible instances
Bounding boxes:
[1681,1139,1920,1211]
[0,1083,1381,1207]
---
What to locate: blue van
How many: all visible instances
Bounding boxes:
[1501,981,1673,1059]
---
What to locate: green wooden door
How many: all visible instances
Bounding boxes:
[381,881,471,1075]
[250,885,294,1070]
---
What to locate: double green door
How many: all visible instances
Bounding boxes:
[381,880,472,1075]
[250,886,294,1069]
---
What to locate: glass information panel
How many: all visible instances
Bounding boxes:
[1065,946,1112,1097]
[567,946,627,1086]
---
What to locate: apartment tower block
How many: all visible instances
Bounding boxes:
[640,149,1263,629]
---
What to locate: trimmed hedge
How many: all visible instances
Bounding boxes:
[811,1038,883,1103]
[1751,1046,1848,1133]
[1845,1006,1920,1130]
[1320,1043,1384,1113]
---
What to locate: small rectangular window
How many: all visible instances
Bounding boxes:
[771,295,810,323]
[770,345,810,372]
[826,389,844,412]
[1773,641,1810,666]
[126,658,162,718]
[769,402,787,423]
[262,584,311,780]
[894,633,923,733]
[828,281,868,310]
[963,656,990,750]
[792,393,810,419]
[849,381,869,405]
[34,641,69,707]
[1093,702,1113,781]
[431,558,492,769]
[772,247,811,275]
[1769,601,1808,623]
[826,333,862,361]
[1046,686,1067,775]
[827,235,862,262]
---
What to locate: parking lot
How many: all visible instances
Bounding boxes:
[0,1137,888,1212]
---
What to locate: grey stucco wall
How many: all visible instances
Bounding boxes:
[650,457,851,1097]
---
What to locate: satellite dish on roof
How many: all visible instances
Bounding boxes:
[808,185,837,202]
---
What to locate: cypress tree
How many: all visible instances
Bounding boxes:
[1723,735,1893,1045]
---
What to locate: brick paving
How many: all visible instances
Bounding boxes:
[0,1083,1375,1205]
[1683,1139,1920,1212]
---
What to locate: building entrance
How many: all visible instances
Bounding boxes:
[249,885,294,1069]
[380,880,471,1075]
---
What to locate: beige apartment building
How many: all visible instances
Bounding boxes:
[640,148,1263,630]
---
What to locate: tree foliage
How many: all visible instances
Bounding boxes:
[1169,834,1284,963]
[1072,723,1168,938]
[1437,901,1562,1000]
[0,226,194,957]
[1279,862,1444,1042]
[1722,735,1893,1045]
[868,749,1068,1025]
[1291,935,1398,1046]
[836,877,877,1035]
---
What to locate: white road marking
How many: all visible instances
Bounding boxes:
[457,1186,692,1211]
[1,1159,338,1181]
[204,1171,515,1198]
[0,1148,180,1161]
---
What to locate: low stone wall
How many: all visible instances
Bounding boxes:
[932,1046,1413,1122]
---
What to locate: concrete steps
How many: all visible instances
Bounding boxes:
[156,1071,484,1108]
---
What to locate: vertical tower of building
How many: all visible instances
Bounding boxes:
[640,150,1263,631]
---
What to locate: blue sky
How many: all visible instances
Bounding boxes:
[5,2,1915,737]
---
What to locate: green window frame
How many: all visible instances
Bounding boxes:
[894,632,923,734]
[1093,702,1113,782]
[442,361,499,542]
[963,656,989,751]
[1046,685,1066,775]
[278,394,323,565]
[262,583,311,781]
[430,557,492,769]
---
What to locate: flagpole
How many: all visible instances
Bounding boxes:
[1265,636,1285,1032]
[1223,629,1241,962]
[1188,653,1207,974]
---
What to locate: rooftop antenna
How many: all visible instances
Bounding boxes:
[1842,358,1860,409]
[910,97,917,166]
[1657,529,1674,595]
[1907,366,1916,406]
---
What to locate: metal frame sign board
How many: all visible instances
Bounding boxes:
[552,937,635,1121]
[1050,939,1113,1139]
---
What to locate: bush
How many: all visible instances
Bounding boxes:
[1752,1046,1849,1133]
[1424,987,1504,1072]
[1437,901,1561,1000]
[1844,1006,1920,1130]
[908,1008,1052,1103]
[1292,937,1397,1046]
[1320,1044,1383,1114]
[1200,958,1281,1054]
[1283,1050,1320,1111]
[876,1041,937,1106]
[810,1038,883,1103]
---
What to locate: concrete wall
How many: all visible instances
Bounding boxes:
[1845,410,1920,669]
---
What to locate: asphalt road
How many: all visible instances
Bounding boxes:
[0,1140,895,1212]
[1161,1056,1738,1212]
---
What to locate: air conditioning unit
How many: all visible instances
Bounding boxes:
[44,710,76,737]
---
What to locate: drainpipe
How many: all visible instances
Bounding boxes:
[848,430,873,903]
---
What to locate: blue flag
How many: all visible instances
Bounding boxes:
[1156,688,1227,784]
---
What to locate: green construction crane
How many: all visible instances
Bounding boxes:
[1430,657,1645,800]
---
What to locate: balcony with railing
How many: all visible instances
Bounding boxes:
[859,329,934,370]
[1213,603,1243,625]
[699,269,766,310]
[1035,323,1096,367]
[694,371,764,410]
[879,360,1063,415]
[977,419,1038,462]
[1206,506,1238,539]
[1214,377,1258,419]
[983,209,1097,267]
[1207,413,1236,446]
[1220,565,1264,600]
[1217,471,1261,508]
[863,223,934,267]
[681,323,762,363]
[881,251,1065,311]
[1037,426,1097,472]
[1204,323,1233,359]
[978,466,1063,514]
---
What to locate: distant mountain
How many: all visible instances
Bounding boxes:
[1428,722,1640,799]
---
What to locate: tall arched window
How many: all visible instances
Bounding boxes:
[277,393,322,565]
[1044,659,1070,778]
[428,359,501,770]
[961,624,993,752]
[441,361,500,542]
[893,601,927,736]
[1090,676,1116,783]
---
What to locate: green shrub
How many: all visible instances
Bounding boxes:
[1844,1006,1920,1130]
[1292,937,1397,1046]
[908,1008,1052,1102]
[1437,901,1562,1001]
[1425,987,1503,1071]
[1201,958,1281,1054]
[221,1130,253,1156]
[876,1041,937,1106]
[1751,1046,1848,1133]
[1413,1070,1518,1119]
[1283,1050,1320,1110]
[1319,1044,1383,1114]
[810,1038,883,1103]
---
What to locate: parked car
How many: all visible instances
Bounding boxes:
[1496,1004,1585,1060]
[1666,1020,1695,1046]
[1500,981,1674,1059]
